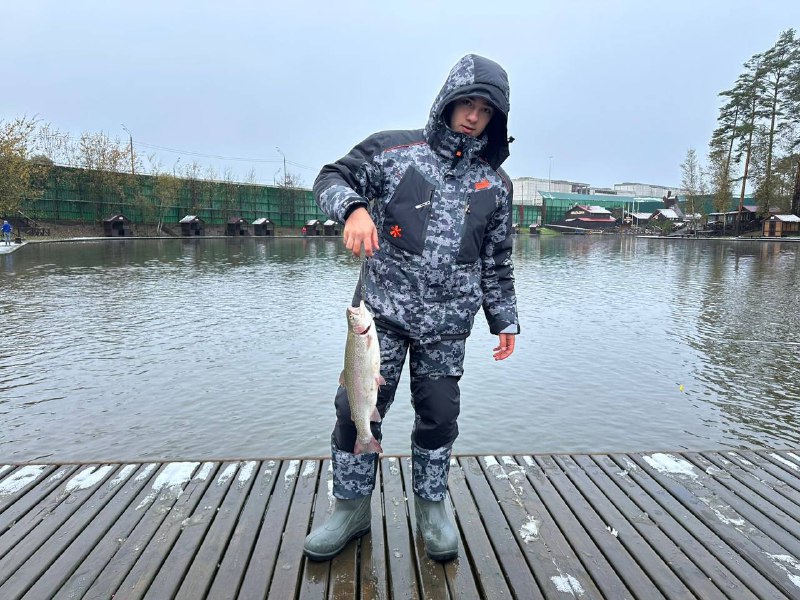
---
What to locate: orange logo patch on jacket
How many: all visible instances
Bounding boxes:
[475,179,490,190]
[389,225,402,238]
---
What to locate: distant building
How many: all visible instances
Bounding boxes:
[562,205,618,230]
[512,177,590,206]
[763,214,800,237]
[614,182,681,198]
[513,177,680,207]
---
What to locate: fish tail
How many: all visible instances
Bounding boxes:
[354,437,383,456]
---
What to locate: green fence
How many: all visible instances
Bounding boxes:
[23,166,744,231]
[21,166,328,229]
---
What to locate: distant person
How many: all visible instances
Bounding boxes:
[1,220,11,245]
[304,54,520,562]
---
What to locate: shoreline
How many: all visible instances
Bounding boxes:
[2,231,800,255]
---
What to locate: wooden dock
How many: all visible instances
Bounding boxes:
[0,450,799,599]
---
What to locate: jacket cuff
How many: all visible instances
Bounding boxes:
[490,321,520,335]
[342,199,369,223]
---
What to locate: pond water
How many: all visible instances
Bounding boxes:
[1,235,798,463]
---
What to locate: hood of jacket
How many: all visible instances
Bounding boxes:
[423,54,511,170]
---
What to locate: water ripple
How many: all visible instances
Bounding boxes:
[1,236,798,462]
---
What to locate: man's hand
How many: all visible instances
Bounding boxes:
[493,333,516,361]
[343,207,379,257]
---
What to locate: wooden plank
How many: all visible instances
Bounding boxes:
[480,455,602,599]
[437,462,481,600]
[141,462,247,598]
[359,460,388,600]
[268,460,321,598]
[680,453,800,556]
[114,461,222,598]
[447,457,513,599]
[724,451,800,506]
[399,457,454,600]
[459,456,542,599]
[0,452,797,599]
[238,459,298,599]
[0,465,59,515]
[381,456,420,599]
[589,454,762,600]
[51,463,162,599]
[327,477,359,600]
[0,465,76,552]
[760,450,800,474]
[563,454,726,599]
[79,461,213,599]
[749,451,800,494]
[535,455,667,599]
[171,460,259,599]
[606,453,789,600]
[700,453,800,526]
[206,459,279,600]
[0,464,118,587]
[1,463,151,600]
[628,452,798,599]
[515,455,631,600]
[297,460,332,600]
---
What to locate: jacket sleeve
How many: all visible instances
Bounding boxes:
[480,171,520,335]
[313,133,385,224]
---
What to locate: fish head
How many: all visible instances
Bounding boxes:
[346,300,374,335]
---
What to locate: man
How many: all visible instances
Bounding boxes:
[305,54,519,562]
[1,221,11,245]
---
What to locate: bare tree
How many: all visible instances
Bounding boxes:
[680,148,705,235]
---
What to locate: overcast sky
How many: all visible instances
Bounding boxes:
[2,1,798,190]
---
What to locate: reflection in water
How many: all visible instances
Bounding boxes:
[0,236,798,462]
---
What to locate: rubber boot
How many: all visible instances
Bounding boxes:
[303,495,372,561]
[414,494,458,561]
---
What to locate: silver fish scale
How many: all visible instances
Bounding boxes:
[342,305,381,451]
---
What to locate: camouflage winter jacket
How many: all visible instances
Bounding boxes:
[314,54,519,344]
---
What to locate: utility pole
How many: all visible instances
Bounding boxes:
[121,124,135,175]
[548,156,553,191]
[276,147,287,186]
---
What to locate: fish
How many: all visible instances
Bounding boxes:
[340,301,385,455]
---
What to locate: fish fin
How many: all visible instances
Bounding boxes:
[376,375,386,386]
[370,407,381,423]
[355,437,383,455]
[339,371,345,386]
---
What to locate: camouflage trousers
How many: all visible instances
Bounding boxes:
[331,327,465,501]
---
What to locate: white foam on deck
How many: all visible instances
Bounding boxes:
[217,464,238,485]
[194,462,214,480]
[0,465,47,495]
[519,516,540,543]
[643,453,698,479]
[770,453,799,471]
[136,462,199,510]
[767,554,800,588]
[238,461,257,483]
[65,465,115,493]
[551,573,585,596]
[109,465,138,488]
[135,463,158,481]
[284,460,300,481]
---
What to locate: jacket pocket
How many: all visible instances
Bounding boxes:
[456,189,497,264]
[383,167,434,255]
